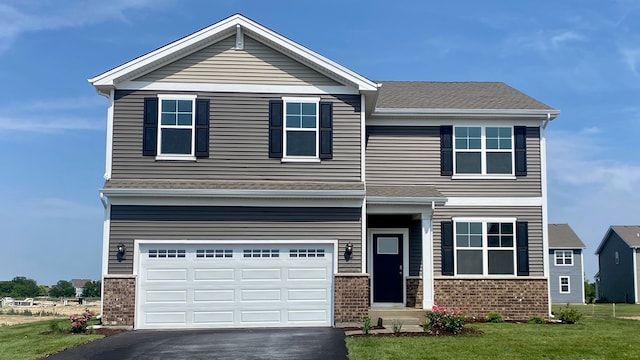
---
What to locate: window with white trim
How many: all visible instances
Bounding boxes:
[454,220,516,275]
[148,249,186,258]
[454,126,513,175]
[559,276,570,293]
[158,94,196,158]
[283,97,319,158]
[554,250,573,266]
[243,249,279,258]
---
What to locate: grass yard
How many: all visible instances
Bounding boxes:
[347,317,640,360]
[553,303,640,318]
[0,319,103,360]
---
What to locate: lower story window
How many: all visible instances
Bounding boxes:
[455,219,516,275]
[559,276,570,293]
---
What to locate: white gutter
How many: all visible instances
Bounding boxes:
[373,108,561,119]
[366,197,448,205]
[101,188,366,199]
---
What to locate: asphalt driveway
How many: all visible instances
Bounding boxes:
[46,327,347,360]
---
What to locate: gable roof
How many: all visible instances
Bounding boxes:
[548,224,585,249]
[595,225,640,254]
[71,279,92,288]
[88,14,378,93]
[371,81,559,118]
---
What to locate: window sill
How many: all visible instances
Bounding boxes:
[155,155,197,161]
[281,157,321,163]
[451,174,516,180]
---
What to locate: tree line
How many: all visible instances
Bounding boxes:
[0,277,101,298]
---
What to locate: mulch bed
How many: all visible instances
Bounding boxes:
[346,327,483,337]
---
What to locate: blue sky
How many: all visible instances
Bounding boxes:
[0,0,638,285]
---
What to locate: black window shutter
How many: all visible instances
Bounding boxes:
[440,126,453,176]
[143,97,158,156]
[195,98,210,158]
[319,102,333,159]
[441,221,454,275]
[269,100,283,158]
[514,126,527,176]
[516,221,529,276]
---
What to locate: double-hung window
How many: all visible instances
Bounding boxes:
[454,219,516,275]
[559,276,570,293]
[283,97,320,159]
[157,94,197,159]
[554,250,573,266]
[454,126,513,176]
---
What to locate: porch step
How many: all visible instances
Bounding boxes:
[380,316,422,326]
[368,308,426,327]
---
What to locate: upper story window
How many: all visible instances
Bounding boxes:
[454,126,513,176]
[284,97,319,159]
[454,219,516,276]
[158,95,197,159]
[554,250,573,266]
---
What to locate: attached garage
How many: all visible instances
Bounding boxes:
[136,242,335,329]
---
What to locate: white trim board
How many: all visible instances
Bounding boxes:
[445,197,543,207]
[367,228,409,307]
[104,195,364,208]
[118,81,361,95]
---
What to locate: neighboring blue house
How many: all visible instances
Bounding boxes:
[595,226,640,303]
[548,224,585,304]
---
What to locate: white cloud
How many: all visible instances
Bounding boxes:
[619,48,640,75]
[550,31,586,48]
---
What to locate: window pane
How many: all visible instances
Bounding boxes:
[161,113,176,125]
[500,138,512,149]
[488,236,500,247]
[469,222,482,234]
[301,115,316,128]
[469,235,482,247]
[488,250,514,274]
[468,139,481,149]
[486,127,498,137]
[455,127,468,137]
[456,152,481,173]
[177,113,192,126]
[501,223,513,234]
[286,115,300,128]
[457,250,483,274]
[486,139,499,149]
[301,103,316,116]
[286,131,316,156]
[499,127,511,137]
[468,127,481,137]
[161,128,192,154]
[456,235,468,247]
[286,102,301,115]
[456,222,469,233]
[455,138,468,150]
[162,100,176,112]
[486,152,512,174]
[177,100,192,112]
[502,236,513,247]
[488,223,500,234]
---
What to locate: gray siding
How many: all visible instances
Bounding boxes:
[432,206,544,276]
[108,205,362,274]
[549,249,584,304]
[598,232,636,303]
[134,36,340,86]
[365,126,541,197]
[367,215,422,276]
[111,91,361,181]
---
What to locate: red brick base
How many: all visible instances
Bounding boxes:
[102,276,136,326]
[334,274,369,323]
[434,278,549,320]
[406,277,423,309]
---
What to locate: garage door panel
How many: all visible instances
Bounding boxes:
[240,310,282,323]
[193,289,234,302]
[193,311,234,324]
[194,269,235,281]
[287,288,328,301]
[241,268,281,280]
[145,312,186,325]
[145,290,187,303]
[288,310,328,322]
[287,268,328,280]
[146,268,188,281]
[240,289,281,302]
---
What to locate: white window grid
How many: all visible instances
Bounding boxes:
[559,276,570,293]
[157,94,197,157]
[282,97,320,159]
[290,249,325,258]
[196,249,233,259]
[243,249,280,258]
[453,126,514,176]
[148,249,186,258]
[453,218,517,276]
[554,250,574,266]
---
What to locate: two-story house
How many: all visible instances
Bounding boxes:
[596,225,640,303]
[90,14,559,329]
[548,224,586,304]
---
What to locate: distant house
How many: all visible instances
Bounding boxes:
[548,224,586,304]
[595,226,640,303]
[71,279,92,298]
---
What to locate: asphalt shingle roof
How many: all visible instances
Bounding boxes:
[375,81,555,110]
[548,224,586,249]
[103,179,364,191]
[611,225,640,248]
[366,185,444,198]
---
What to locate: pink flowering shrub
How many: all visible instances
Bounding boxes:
[424,305,466,334]
[69,309,96,333]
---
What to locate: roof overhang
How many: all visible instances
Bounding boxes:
[88,14,378,93]
[371,108,560,119]
[101,188,365,199]
[366,196,448,205]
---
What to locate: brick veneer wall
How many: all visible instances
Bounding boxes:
[434,278,548,320]
[334,274,369,323]
[406,277,423,308]
[102,276,136,326]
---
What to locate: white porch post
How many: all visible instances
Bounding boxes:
[422,210,434,309]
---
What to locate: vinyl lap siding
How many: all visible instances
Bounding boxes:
[108,206,362,274]
[111,90,361,181]
[365,126,542,197]
[134,36,340,86]
[598,233,635,302]
[432,206,544,276]
[548,249,584,303]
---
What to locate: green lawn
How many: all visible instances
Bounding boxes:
[552,303,640,318]
[0,319,103,360]
[347,317,640,360]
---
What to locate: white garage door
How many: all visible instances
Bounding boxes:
[137,243,334,329]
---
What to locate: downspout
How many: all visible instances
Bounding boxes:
[540,112,552,317]
[99,192,110,318]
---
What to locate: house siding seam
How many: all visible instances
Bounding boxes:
[134,35,340,86]
[365,126,541,197]
[102,277,135,326]
[548,249,584,304]
[334,274,369,323]
[108,205,362,274]
[111,90,361,181]
[432,206,544,276]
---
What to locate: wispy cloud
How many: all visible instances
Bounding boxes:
[506,30,588,55]
[619,47,640,76]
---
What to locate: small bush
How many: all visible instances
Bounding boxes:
[391,319,403,334]
[528,315,545,324]
[557,304,582,324]
[362,317,372,335]
[69,309,96,334]
[48,320,66,334]
[486,312,504,323]
[424,305,466,335]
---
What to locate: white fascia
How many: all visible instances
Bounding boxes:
[367,197,448,205]
[540,119,552,316]
[445,197,543,207]
[96,89,114,180]
[89,14,377,92]
[117,81,360,95]
[101,188,365,198]
[371,108,560,119]
[360,95,366,182]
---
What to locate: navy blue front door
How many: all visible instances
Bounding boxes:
[373,234,403,303]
